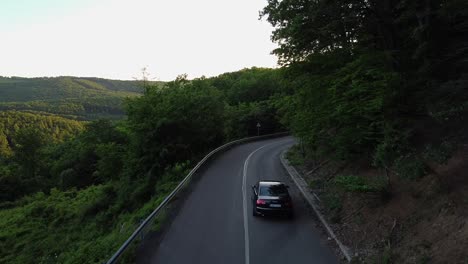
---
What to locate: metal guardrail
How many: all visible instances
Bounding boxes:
[106,132,288,264]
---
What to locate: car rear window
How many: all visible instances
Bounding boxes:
[259,184,288,196]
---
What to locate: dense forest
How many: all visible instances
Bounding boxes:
[0,68,285,263]
[0,76,154,119]
[260,0,467,262]
[261,0,467,166]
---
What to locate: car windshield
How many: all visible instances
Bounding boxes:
[259,184,288,196]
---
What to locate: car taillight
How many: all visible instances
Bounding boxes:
[256,199,266,205]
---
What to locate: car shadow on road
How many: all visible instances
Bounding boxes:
[255,215,295,223]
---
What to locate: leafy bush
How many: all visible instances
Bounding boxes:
[394,155,427,180]
[334,175,391,205]
[322,191,343,223]
[371,244,392,264]
[286,145,305,166]
[335,175,375,192]
[423,141,456,164]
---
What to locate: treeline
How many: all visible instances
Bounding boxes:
[261,0,467,173]
[0,68,284,263]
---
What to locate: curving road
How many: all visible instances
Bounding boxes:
[139,137,338,264]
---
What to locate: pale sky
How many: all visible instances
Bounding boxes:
[0,0,278,81]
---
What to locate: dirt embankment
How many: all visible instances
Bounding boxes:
[290,145,468,263]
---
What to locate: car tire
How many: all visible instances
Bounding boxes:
[287,211,294,219]
[252,207,259,217]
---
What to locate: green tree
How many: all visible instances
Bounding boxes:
[0,132,11,158]
[126,76,226,175]
[13,127,48,180]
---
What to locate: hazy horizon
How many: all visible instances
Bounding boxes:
[0,67,274,82]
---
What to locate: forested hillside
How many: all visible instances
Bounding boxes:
[0,68,285,263]
[261,0,468,262]
[0,76,151,119]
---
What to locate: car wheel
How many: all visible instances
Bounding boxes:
[252,207,259,217]
[287,212,294,219]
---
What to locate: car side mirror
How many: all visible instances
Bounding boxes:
[286,185,290,188]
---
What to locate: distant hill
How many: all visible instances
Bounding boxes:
[0,76,159,120]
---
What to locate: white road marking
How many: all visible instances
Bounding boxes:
[242,141,285,264]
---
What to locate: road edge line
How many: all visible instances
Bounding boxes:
[280,149,352,262]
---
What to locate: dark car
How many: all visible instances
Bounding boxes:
[251,180,293,218]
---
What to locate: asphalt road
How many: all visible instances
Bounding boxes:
[143,137,338,264]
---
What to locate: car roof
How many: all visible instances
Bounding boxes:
[258,180,284,186]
